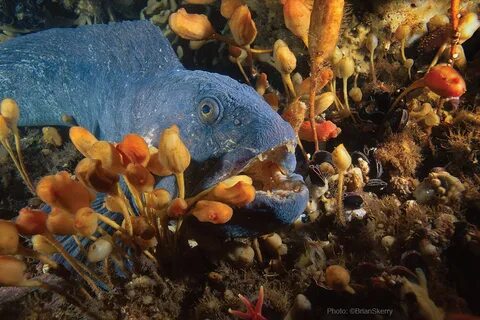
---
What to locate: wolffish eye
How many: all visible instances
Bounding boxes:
[198,97,222,124]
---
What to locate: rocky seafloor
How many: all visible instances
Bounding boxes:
[1,0,480,319]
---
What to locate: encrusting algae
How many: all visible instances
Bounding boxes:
[1,0,480,319]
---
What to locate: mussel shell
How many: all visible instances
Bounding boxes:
[358,107,385,123]
[311,150,333,165]
[351,151,370,165]
[388,109,409,133]
[344,193,364,209]
[372,91,393,112]
[352,148,383,179]
[364,179,388,193]
[371,158,384,179]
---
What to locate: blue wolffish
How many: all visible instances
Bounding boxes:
[0,20,309,237]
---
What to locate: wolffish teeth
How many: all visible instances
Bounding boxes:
[257,153,266,161]
[286,142,295,153]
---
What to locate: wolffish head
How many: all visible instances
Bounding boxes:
[139,69,309,237]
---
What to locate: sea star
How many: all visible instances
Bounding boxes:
[228,286,267,320]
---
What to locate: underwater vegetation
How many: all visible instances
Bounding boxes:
[0,0,480,319]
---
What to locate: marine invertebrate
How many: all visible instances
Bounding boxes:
[273,39,297,98]
[400,269,445,320]
[0,21,308,238]
[429,9,480,69]
[229,286,266,320]
[221,0,243,19]
[298,120,340,143]
[42,127,62,147]
[281,0,312,46]
[336,56,355,118]
[0,99,34,193]
[332,144,351,225]
[229,45,250,84]
[228,5,257,47]
[15,208,48,235]
[365,33,378,83]
[260,233,287,257]
[87,237,113,263]
[394,24,414,79]
[1,123,266,311]
[157,125,190,199]
[325,265,355,294]
[191,200,233,224]
[0,253,102,319]
[307,0,344,151]
[375,132,422,177]
[314,92,335,116]
[168,9,214,41]
[348,75,363,104]
[390,64,466,112]
[409,102,440,129]
[0,220,19,255]
[413,169,465,205]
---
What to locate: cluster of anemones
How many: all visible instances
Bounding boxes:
[0,123,256,299]
[0,98,35,193]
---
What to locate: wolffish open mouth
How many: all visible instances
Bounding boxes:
[238,142,304,197]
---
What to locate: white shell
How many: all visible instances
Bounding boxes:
[87,238,113,263]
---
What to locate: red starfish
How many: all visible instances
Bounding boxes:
[228,286,267,320]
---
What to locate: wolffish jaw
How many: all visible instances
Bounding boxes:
[237,141,305,197]
[188,139,309,237]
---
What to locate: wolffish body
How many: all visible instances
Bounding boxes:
[0,21,308,237]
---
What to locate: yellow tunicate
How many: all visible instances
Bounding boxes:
[42,127,62,147]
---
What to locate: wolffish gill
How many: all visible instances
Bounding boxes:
[0,20,308,237]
